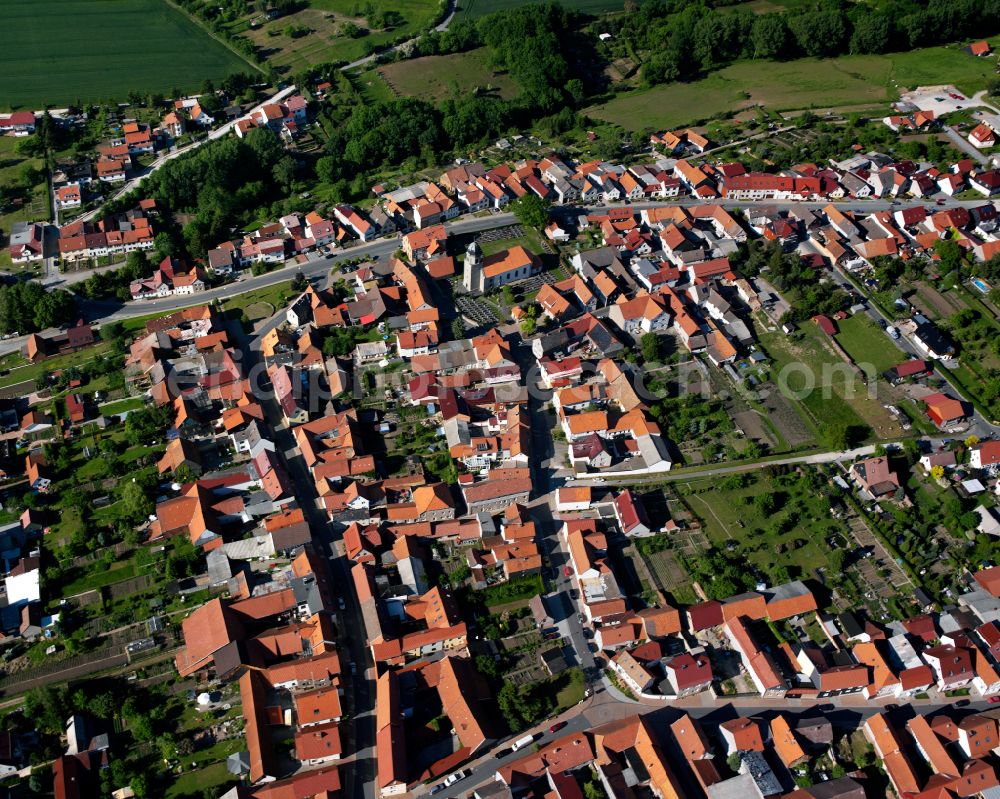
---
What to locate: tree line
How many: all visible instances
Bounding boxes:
[604,0,1000,87]
[0,280,77,335]
[314,5,588,196]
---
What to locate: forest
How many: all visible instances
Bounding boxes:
[605,0,1000,86]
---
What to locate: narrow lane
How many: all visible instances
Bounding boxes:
[234,317,377,799]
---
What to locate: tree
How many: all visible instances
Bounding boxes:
[273,155,297,191]
[565,78,585,106]
[450,317,466,340]
[934,238,965,274]
[475,654,498,679]
[497,682,524,732]
[750,14,788,59]
[789,10,848,57]
[24,686,69,735]
[822,421,851,451]
[126,250,149,273]
[121,480,153,523]
[930,464,945,480]
[124,405,170,446]
[640,333,662,362]
[153,232,175,261]
[849,12,892,54]
[510,194,550,230]
[754,492,776,516]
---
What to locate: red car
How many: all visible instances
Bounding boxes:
[550,721,568,733]
[563,566,572,578]
[989,696,1000,704]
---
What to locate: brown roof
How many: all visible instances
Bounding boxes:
[770,714,807,767]
[976,566,1000,598]
[295,687,343,725]
[670,714,712,760]
[437,656,495,752]
[175,598,244,676]
[720,717,764,751]
[294,721,342,762]
[906,714,957,776]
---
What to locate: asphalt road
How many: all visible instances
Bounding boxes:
[426,686,992,799]
[35,194,987,331]
[240,315,377,799]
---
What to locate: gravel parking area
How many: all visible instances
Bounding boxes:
[900,85,971,116]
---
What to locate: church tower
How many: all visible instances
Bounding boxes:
[462,239,484,293]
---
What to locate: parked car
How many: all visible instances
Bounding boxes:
[549,721,568,733]
[989,695,1000,704]
[443,770,470,786]
[430,784,446,795]
[563,566,572,578]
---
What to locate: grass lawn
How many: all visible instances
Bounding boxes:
[586,44,999,130]
[453,0,622,20]
[240,0,441,71]
[480,575,544,608]
[222,280,294,315]
[553,667,586,712]
[122,444,164,464]
[348,68,399,105]
[0,341,112,390]
[165,760,238,799]
[0,0,251,109]
[835,314,902,375]
[119,306,199,335]
[474,229,544,258]
[61,561,136,595]
[98,397,147,416]
[372,48,519,102]
[759,324,903,442]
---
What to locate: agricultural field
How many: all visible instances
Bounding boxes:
[453,0,624,21]
[367,48,518,102]
[237,0,442,70]
[586,44,999,131]
[0,0,251,109]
